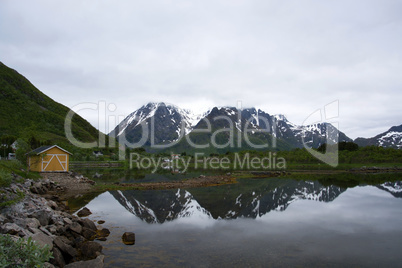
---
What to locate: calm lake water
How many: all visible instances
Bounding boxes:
[71,175,402,267]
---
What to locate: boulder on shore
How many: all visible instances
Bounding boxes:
[122,232,135,245]
[80,241,103,260]
[77,207,92,217]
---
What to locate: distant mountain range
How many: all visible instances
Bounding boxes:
[110,102,402,151]
[109,102,353,152]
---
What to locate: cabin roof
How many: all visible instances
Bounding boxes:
[28,145,73,155]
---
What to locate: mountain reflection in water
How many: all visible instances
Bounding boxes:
[76,178,402,267]
[109,179,349,223]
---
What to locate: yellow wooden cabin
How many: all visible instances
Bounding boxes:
[27,145,72,172]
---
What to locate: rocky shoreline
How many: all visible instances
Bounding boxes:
[0,173,107,267]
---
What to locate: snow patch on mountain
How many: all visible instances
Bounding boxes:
[378,131,402,148]
[116,190,158,223]
[116,102,159,136]
[176,189,212,219]
[378,182,402,194]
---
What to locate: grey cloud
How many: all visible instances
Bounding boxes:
[0,0,401,139]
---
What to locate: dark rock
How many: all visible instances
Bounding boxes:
[59,235,73,246]
[50,247,66,268]
[81,228,97,240]
[30,186,39,194]
[47,200,58,210]
[40,226,53,237]
[69,222,83,234]
[30,230,54,250]
[50,195,60,202]
[64,255,104,268]
[95,237,107,241]
[80,218,97,231]
[0,223,22,235]
[47,225,58,235]
[54,236,78,259]
[56,225,67,235]
[24,180,33,188]
[33,182,47,194]
[26,218,40,229]
[18,229,32,237]
[72,236,86,248]
[68,229,84,239]
[63,217,73,225]
[30,210,50,226]
[43,262,55,268]
[0,214,6,224]
[96,228,110,238]
[97,220,105,224]
[122,232,135,245]
[80,241,103,260]
[28,227,41,234]
[77,207,92,217]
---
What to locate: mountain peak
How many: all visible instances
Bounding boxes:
[354,124,402,149]
[273,114,288,122]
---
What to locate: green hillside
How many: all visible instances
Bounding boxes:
[0,61,99,145]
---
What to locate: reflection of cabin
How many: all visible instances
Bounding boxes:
[27,145,72,172]
[171,154,180,159]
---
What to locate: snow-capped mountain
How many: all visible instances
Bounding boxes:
[195,106,352,149]
[109,180,346,222]
[110,102,352,151]
[355,125,402,149]
[109,102,203,145]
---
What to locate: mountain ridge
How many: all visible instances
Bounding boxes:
[110,102,353,152]
[355,124,402,149]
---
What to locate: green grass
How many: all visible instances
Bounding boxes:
[0,169,13,187]
[0,161,41,185]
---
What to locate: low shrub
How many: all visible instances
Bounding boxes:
[0,234,53,267]
[0,170,13,187]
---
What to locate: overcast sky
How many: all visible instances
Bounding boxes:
[1,0,401,139]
